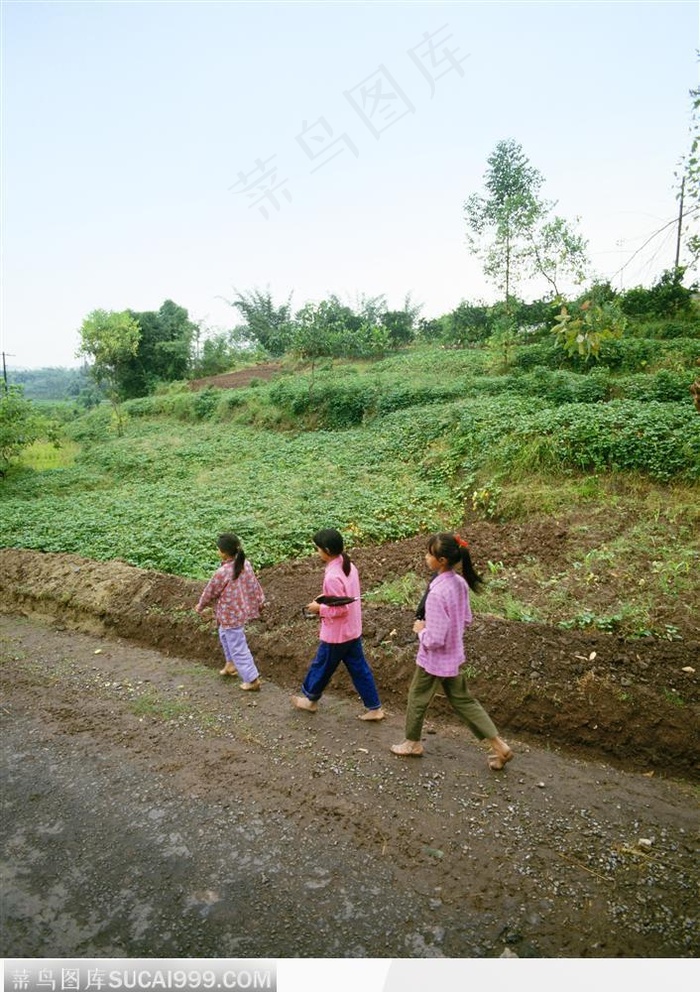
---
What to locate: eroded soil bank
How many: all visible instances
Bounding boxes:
[1,537,698,780]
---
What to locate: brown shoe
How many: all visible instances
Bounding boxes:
[358,707,385,721]
[390,740,424,756]
[219,664,237,676]
[291,694,318,712]
[239,679,261,692]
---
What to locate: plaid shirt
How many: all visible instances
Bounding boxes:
[416,569,472,677]
[197,559,265,628]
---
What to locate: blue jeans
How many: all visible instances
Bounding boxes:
[301,637,381,710]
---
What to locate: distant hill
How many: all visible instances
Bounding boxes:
[7,366,90,401]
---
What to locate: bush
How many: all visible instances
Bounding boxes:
[268,376,378,428]
[492,401,700,481]
[626,318,700,340]
[0,387,61,475]
[512,338,700,373]
[192,388,220,420]
[620,269,698,319]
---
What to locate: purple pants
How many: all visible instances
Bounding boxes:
[218,626,259,683]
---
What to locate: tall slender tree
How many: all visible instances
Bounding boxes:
[76,309,141,433]
[465,139,588,302]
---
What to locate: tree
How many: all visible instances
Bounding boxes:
[78,302,198,401]
[77,309,141,393]
[465,138,588,302]
[226,288,295,356]
[0,386,59,476]
[380,294,422,348]
[76,309,141,432]
[122,300,198,396]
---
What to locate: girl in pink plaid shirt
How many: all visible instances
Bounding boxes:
[195,533,265,691]
[391,532,514,770]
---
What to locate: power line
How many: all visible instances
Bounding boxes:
[608,206,700,284]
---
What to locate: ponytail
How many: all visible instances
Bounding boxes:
[232,549,245,580]
[459,547,483,593]
[426,532,484,592]
[217,533,246,580]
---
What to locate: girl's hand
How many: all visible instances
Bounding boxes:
[305,600,321,615]
[413,619,426,634]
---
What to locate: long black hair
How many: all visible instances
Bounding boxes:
[427,532,483,591]
[217,533,245,580]
[416,532,483,618]
[313,528,351,576]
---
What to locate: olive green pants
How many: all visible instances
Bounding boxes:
[405,665,499,742]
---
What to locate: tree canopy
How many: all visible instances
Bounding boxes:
[77,301,197,399]
[465,138,589,302]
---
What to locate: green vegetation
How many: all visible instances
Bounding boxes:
[0,386,61,476]
[464,138,589,300]
[3,264,699,640]
[365,573,427,608]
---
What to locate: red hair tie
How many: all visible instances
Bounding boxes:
[455,535,469,549]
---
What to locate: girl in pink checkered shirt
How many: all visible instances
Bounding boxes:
[391,532,514,770]
[195,533,266,691]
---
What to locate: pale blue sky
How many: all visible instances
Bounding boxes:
[2,0,698,369]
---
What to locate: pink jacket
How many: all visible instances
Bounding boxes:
[416,569,472,677]
[317,556,362,644]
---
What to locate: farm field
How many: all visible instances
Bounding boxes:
[2,340,699,958]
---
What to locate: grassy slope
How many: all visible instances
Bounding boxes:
[4,338,699,637]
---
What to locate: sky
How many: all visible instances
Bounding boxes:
[1,0,699,370]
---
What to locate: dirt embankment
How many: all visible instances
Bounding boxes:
[187,364,284,391]
[1,540,698,781]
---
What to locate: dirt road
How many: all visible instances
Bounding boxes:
[1,614,697,959]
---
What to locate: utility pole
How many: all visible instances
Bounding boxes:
[675,175,686,271]
[2,352,14,394]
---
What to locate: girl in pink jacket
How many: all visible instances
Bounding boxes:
[291,528,384,721]
[391,532,513,769]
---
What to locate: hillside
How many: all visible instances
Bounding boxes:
[2,333,700,959]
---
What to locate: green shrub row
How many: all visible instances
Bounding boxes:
[625,318,700,340]
[100,367,697,438]
[512,337,700,372]
[438,399,700,483]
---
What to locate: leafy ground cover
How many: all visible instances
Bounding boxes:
[4,342,699,637]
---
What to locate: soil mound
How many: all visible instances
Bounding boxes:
[187,363,283,391]
[1,541,698,781]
